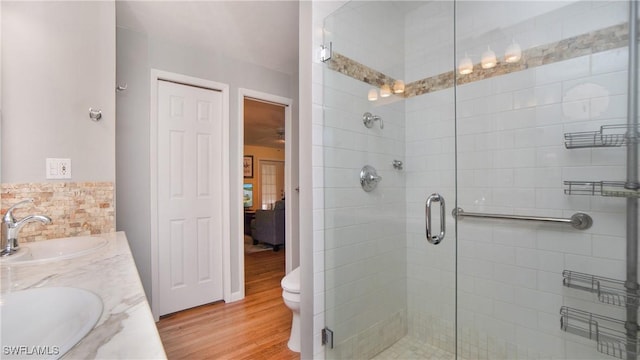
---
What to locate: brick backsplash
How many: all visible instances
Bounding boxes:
[1,182,115,242]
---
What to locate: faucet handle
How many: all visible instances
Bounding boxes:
[3,199,34,223]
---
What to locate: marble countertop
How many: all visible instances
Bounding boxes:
[0,232,166,359]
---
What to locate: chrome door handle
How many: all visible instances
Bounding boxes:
[425,193,445,245]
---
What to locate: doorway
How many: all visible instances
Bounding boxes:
[238,89,293,299]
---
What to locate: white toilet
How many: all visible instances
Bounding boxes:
[281,267,301,352]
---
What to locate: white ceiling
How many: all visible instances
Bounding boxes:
[116,1,297,149]
[116,0,299,76]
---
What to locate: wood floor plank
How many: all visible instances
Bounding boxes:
[157,249,300,360]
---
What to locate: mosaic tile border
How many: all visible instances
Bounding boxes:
[327,52,398,88]
[1,182,115,242]
[327,22,629,98]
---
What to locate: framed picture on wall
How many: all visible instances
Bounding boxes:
[243,155,253,178]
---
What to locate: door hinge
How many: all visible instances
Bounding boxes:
[322,327,334,348]
[320,42,332,63]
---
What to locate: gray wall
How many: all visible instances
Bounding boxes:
[1,1,115,183]
[116,26,297,303]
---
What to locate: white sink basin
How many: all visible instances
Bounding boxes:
[1,287,103,359]
[1,236,107,265]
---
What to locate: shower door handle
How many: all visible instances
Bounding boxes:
[425,193,445,245]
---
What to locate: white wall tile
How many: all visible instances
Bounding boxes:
[536,230,592,255]
[493,226,537,248]
[591,47,628,75]
[537,270,564,295]
[516,248,565,272]
[516,326,565,357]
[515,287,564,314]
[591,234,626,261]
[495,148,536,169]
[458,291,493,315]
[561,0,627,39]
[535,103,564,126]
[493,264,538,289]
[565,254,625,279]
[588,210,627,237]
[536,56,591,85]
[496,107,536,131]
[591,93,627,120]
[494,300,539,328]
[493,69,537,94]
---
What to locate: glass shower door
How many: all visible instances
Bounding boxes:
[454,1,636,359]
[321,2,457,359]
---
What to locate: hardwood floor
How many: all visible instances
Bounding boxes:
[157,248,300,360]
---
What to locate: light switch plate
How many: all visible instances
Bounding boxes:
[46,158,71,179]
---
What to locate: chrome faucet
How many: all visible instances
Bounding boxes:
[1,199,52,256]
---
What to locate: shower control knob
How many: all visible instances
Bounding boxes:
[360,165,381,192]
[363,112,383,129]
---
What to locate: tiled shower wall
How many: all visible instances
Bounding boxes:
[0,182,115,242]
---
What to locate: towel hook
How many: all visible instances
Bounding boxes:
[89,108,102,122]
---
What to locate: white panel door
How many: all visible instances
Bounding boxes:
[157,80,224,316]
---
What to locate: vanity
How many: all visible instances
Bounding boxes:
[0,232,166,359]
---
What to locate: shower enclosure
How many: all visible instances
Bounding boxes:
[320,1,638,359]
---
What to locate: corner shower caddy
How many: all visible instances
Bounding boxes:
[561,123,640,359]
[560,61,640,360]
[560,4,639,356]
[561,122,640,359]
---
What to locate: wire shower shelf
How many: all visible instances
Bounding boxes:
[560,306,638,359]
[562,270,639,307]
[564,124,638,149]
[564,181,640,198]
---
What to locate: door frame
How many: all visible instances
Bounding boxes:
[150,69,231,320]
[238,88,293,300]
